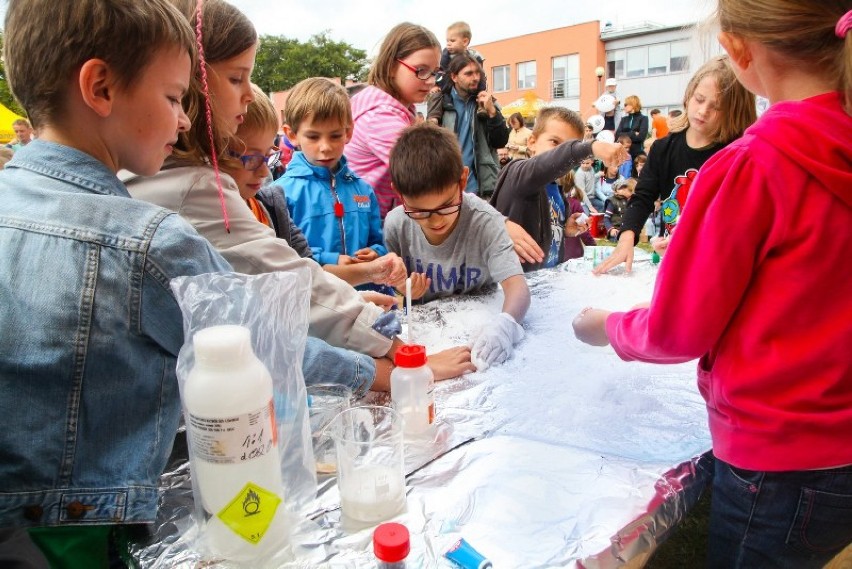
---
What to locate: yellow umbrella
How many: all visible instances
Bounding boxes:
[0,102,27,144]
[500,91,546,119]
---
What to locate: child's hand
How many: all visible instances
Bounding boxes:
[428,346,476,380]
[505,220,544,264]
[572,307,611,347]
[354,247,378,262]
[650,235,671,257]
[591,141,629,169]
[368,253,407,288]
[429,85,441,94]
[338,254,356,266]
[469,312,524,371]
[399,272,430,300]
[565,212,589,237]
[360,290,398,311]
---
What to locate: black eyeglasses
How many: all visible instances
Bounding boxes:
[403,194,463,219]
[396,59,440,81]
[229,149,281,171]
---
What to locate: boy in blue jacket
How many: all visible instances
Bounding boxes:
[273,78,405,290]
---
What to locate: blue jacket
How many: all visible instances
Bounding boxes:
[0,141,231,526]
[276,152,386,266]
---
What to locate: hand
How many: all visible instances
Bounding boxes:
[565,212,589,237]
[360,291,398,311]
[366,253,407,288]
[429,85,441,94]
[398,272,430,300]
[354,247,379,262]
[507,143,518,151]
[592,231,635,274]
[476,90,496,116]
[591,141,630,170]
[608,228,618,238]
[428,346,476,380]
[505,219,544,264]
[469,312,524,371]
[572,307,611,347]
[337,254,356,266]
[650,235,671,257]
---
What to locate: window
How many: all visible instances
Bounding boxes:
[551,55,580,99]
[492,65,510,92]
[517,61,536,90]
[647,43,669,75]
[607,40,690,78]
[626,47,647,78]
[670,41,689,72]
[606,49,624,80]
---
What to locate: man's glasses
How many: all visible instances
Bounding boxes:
[403,195,463,220]
[396,59,440,81]
[229,149,281,171]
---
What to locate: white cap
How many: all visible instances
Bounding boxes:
[605,78,617,87]
[193,325,253,367]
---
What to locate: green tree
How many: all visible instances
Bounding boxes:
[252,31,369,94]
[0,31,27,115]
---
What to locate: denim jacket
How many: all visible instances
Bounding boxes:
[0,141,231,527]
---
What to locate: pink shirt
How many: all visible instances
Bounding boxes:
[607,92,852,471]
[346,86,415,219]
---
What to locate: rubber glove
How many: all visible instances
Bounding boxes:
[470,312,524,371]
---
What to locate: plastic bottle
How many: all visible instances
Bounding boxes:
[184,325,286,559]
[373,522,410,568]
[390,344,435,436]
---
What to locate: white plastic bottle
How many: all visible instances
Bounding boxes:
[390,344,435,436]
[184,325,286,560]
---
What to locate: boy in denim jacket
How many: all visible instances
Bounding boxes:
[0,0,231,563]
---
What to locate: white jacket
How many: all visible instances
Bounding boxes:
[123,163,392,357]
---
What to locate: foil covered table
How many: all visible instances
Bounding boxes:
[131,261,713,568]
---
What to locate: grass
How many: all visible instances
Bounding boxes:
[645,488,711,567]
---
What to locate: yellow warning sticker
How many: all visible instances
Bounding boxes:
[216,482,282,544]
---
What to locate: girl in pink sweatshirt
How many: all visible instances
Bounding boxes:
[574,1,852,566]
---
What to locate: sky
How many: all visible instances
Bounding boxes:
[231,0,714,56]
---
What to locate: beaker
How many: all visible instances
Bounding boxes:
[330,405,406,523]
[307,384,353,474]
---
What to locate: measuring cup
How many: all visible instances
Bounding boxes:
[307,384,353,474]
[329,405,406,523]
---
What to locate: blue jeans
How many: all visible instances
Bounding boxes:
[302,337,376,397]
[707,457,852,568]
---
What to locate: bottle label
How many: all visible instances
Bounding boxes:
[217,481,282,544]
[188,400,278,465]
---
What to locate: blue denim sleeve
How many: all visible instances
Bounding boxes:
[302,337,376,397]
[140,214,232,356]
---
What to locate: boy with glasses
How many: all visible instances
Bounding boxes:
[385,124,530,370]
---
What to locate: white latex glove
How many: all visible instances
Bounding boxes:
[469,312,525,371]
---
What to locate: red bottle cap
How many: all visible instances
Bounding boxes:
[373,522,410,562]
[394,344,427,368]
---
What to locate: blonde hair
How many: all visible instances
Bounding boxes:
[368,23,440,102]
[283,78,351,134]
[239,84,278,140]
[669,55,756,144]
[531,107,584,138]
[4,0,195,129]
[447,21,472,41]
[715,0,851,115]
[167,0,257,166]
[624,95,642,112]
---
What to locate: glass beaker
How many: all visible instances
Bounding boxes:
[330,405,406,523]
[307,384,353,474]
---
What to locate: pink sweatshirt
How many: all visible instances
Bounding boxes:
[607,92,852,471]
[346,86,414,219]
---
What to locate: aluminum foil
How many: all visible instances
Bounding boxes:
[131,261,712,568]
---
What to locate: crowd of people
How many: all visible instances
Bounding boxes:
[0,0,850,567]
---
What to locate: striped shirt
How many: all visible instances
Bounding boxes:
[346,85,414,219]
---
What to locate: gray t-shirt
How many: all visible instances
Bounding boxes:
[384,193,522,302]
